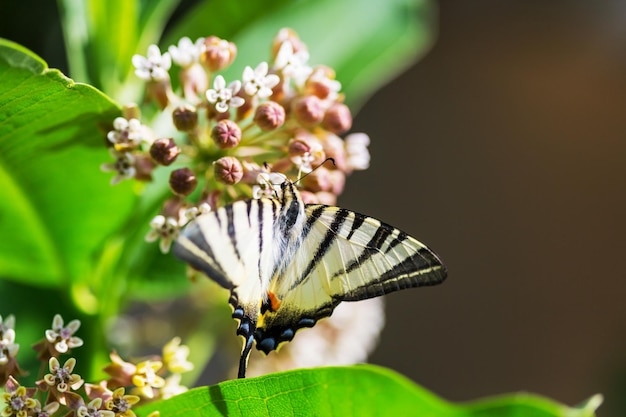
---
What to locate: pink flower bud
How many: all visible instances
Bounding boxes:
[214,156,243,185]
[254,101,286,131]
[211,120,241,149]
[302,166,332,192]
[322,103,352,134]
[293,95,324,126]
[201,36,237,71]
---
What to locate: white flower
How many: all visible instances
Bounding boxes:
[145,215,181,253]
[162,337,194,374]
[274,41,312,87]
[101,149,136,185]
[160,373,188,400]
[206,75,245,113]
[132,44,172,81]
[106,117,148,150]
[344,133,371,171]
[0,327,19,365]
[290,139,324,174]
[45,314,83,354]
[0,314,15,339]
[168,37,204,68]
[252,172,287,199]
[183,203,211,222]
[77,398,114,417]
[242,62,280,98]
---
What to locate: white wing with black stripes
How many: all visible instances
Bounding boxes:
[173,180,447,378]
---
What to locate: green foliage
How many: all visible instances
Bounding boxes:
[0,38,130,289]
[135,365,602,417]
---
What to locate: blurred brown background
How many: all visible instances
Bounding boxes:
[2,0,625,415]
[343,1,626,416]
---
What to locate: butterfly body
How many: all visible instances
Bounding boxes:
[173,181,447,378]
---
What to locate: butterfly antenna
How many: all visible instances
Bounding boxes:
[295,157,336,185]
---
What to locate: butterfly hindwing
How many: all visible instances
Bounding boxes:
[254,204,447,354]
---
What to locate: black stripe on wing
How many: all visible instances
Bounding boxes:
[225,205,242,262]
[288,208,350,291]
[172,221,232,290]
[340,246,447,301]
[341,219,394,276]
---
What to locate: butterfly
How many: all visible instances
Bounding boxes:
[173,179,447,378]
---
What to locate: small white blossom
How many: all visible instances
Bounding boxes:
[162,337,194,374]
[183,203,211,222]
[206,75,245,113]
[290,139,324,174]
[242,62,280,98]
[77,398,114,417]
[45,314,83,354]
[132,44,172,81]
[160,373,188,400]
[106,117,147,150]
[101,150,136,185]
[0,314,15,339]
[274,41,312,87]
[132,360,165,399]
[344,133,371,171]
[168,37,204,68]
[145,215,180,253]
[0,328,19,365]
[43,357,83,393]
[252,172,287,199]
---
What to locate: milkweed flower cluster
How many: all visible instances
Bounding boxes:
[1,314,191,417]
[100,28,371,254]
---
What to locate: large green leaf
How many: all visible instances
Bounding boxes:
[0,38,136,289]
[135,365,602,417]
[163,0,434,108]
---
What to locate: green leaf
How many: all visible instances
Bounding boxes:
[135,365,602,417]
[58,0,180,100]
[163,0,435,108]
[0,38,136,289]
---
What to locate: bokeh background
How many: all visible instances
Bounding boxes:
[346,2,626,416]
[2,1,625,415]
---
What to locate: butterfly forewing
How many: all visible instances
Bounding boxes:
[174,198,279,311]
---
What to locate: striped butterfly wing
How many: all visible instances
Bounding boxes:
[174,196,287,377]
[173,197,280,313]
[254,204,447,355]
[174,181,447,378]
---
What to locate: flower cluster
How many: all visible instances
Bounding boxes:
[102,336,193,401]
[101,28,371,253]
[1,314,191,417]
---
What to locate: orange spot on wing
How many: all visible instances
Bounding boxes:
[268,291,282,312]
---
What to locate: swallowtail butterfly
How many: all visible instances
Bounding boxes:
[173,180,447,378]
